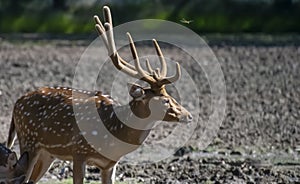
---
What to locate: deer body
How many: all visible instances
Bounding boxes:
[7,6,192,184]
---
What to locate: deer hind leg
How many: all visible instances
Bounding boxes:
[101,165,117,184]
[29,152,54,183]
[72,155,86,184]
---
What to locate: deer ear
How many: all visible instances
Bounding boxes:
[7,152,17,169]
[127,83,144,98]
[15,152,29,172]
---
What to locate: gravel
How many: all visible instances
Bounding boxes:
[0,37,299,183]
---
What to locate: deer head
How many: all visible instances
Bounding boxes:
[94,6,193,123]
[0,144,28,184]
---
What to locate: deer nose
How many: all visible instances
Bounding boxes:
[187,113,193,122]
[187,114,193,122]
[179,113,193,123]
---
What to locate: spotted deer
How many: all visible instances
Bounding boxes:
[6,6,192,184]
[0,144,28,184]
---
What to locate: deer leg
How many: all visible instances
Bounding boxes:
[29,153,54,183]
[72,156,86,184]
[101,165,117,184]
[23,151,41,183]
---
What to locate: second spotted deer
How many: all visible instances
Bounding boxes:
[0,143,29,184]
[7,6,192,184]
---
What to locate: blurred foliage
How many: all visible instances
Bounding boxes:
[0,0,299,33]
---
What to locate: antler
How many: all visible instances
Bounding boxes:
[94,6,181,89]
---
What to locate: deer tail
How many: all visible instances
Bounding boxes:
[7,117,16,149]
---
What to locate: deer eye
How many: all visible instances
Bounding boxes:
[162,98,170,104]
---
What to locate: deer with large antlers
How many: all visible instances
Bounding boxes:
[6,6,192,184]
[0,144,29,184]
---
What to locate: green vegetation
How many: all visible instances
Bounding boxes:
[0,0,299,34]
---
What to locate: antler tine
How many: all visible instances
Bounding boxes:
[152,39,167,77]
[145,59,153,74]
[126,33,154,83]
[155,68,161,78]
[103,6,116,55]
[103,6,112,29]
[94,16,109,51]
[94,15,106,34]
[152,68,161,81]
[118,58,137,71]
[104,22,116,55]
[159,62,181,85]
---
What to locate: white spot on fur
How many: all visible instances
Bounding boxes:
[91,131,98,136]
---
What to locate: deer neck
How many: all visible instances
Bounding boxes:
[98,102,154,146]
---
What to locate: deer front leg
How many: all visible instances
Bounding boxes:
[23,152,41,183]
[72,156,86,184]
[101,164,117,184]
